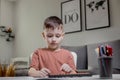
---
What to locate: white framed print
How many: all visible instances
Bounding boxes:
[84,0,110,30]
[61,0,82,34]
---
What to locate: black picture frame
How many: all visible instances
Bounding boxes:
[61,0,82,34]
[84,0,110,30]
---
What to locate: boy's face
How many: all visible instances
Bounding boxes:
[42,25,64,50]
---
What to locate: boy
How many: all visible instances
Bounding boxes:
[28,16,76,77]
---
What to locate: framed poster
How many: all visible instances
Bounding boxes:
[61,0,82,34]
[84,0,110,30]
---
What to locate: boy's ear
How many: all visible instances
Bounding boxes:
[62,32,65,36]
[62,32,65,39]
[42,32,45,38]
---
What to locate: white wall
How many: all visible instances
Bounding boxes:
[0,0,14,64]
[14,0,120,57]
[13,0,61,57]
[0,0,120,59]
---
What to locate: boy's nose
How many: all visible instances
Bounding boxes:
[52,37,56,41]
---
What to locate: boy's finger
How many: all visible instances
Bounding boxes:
[44,68,51,73]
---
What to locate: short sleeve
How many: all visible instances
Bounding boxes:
[30,50,40,70]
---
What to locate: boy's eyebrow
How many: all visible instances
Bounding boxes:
[47,33,53,35]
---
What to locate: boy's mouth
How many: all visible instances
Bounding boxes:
[51,43,57,45]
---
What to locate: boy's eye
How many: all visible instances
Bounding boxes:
[56,34,61,38]
[46,34,61,38]
[47,35,53,38]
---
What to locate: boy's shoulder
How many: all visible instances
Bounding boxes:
[34,48,47,52]
[34,48,71,54]
[61,48,71,53]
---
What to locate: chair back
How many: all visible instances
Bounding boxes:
[70,51,77,67]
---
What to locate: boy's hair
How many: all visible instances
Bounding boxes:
[43,16,63,30]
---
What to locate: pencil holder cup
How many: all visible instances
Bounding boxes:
[98,56,112,79]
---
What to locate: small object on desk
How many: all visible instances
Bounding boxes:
[95,44,113,79]
[75,69,91,73]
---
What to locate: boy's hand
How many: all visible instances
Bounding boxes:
[60,63,72,73]
[39,68,51,77]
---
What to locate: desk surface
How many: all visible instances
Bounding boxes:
[0,74,120,80]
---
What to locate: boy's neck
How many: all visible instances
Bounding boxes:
[47,47,61,52]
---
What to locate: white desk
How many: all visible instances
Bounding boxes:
[34,74,120,80]
[0,74,120,80]
[0,77,34,80]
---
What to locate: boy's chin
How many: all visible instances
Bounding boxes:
[49,46,59,50]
